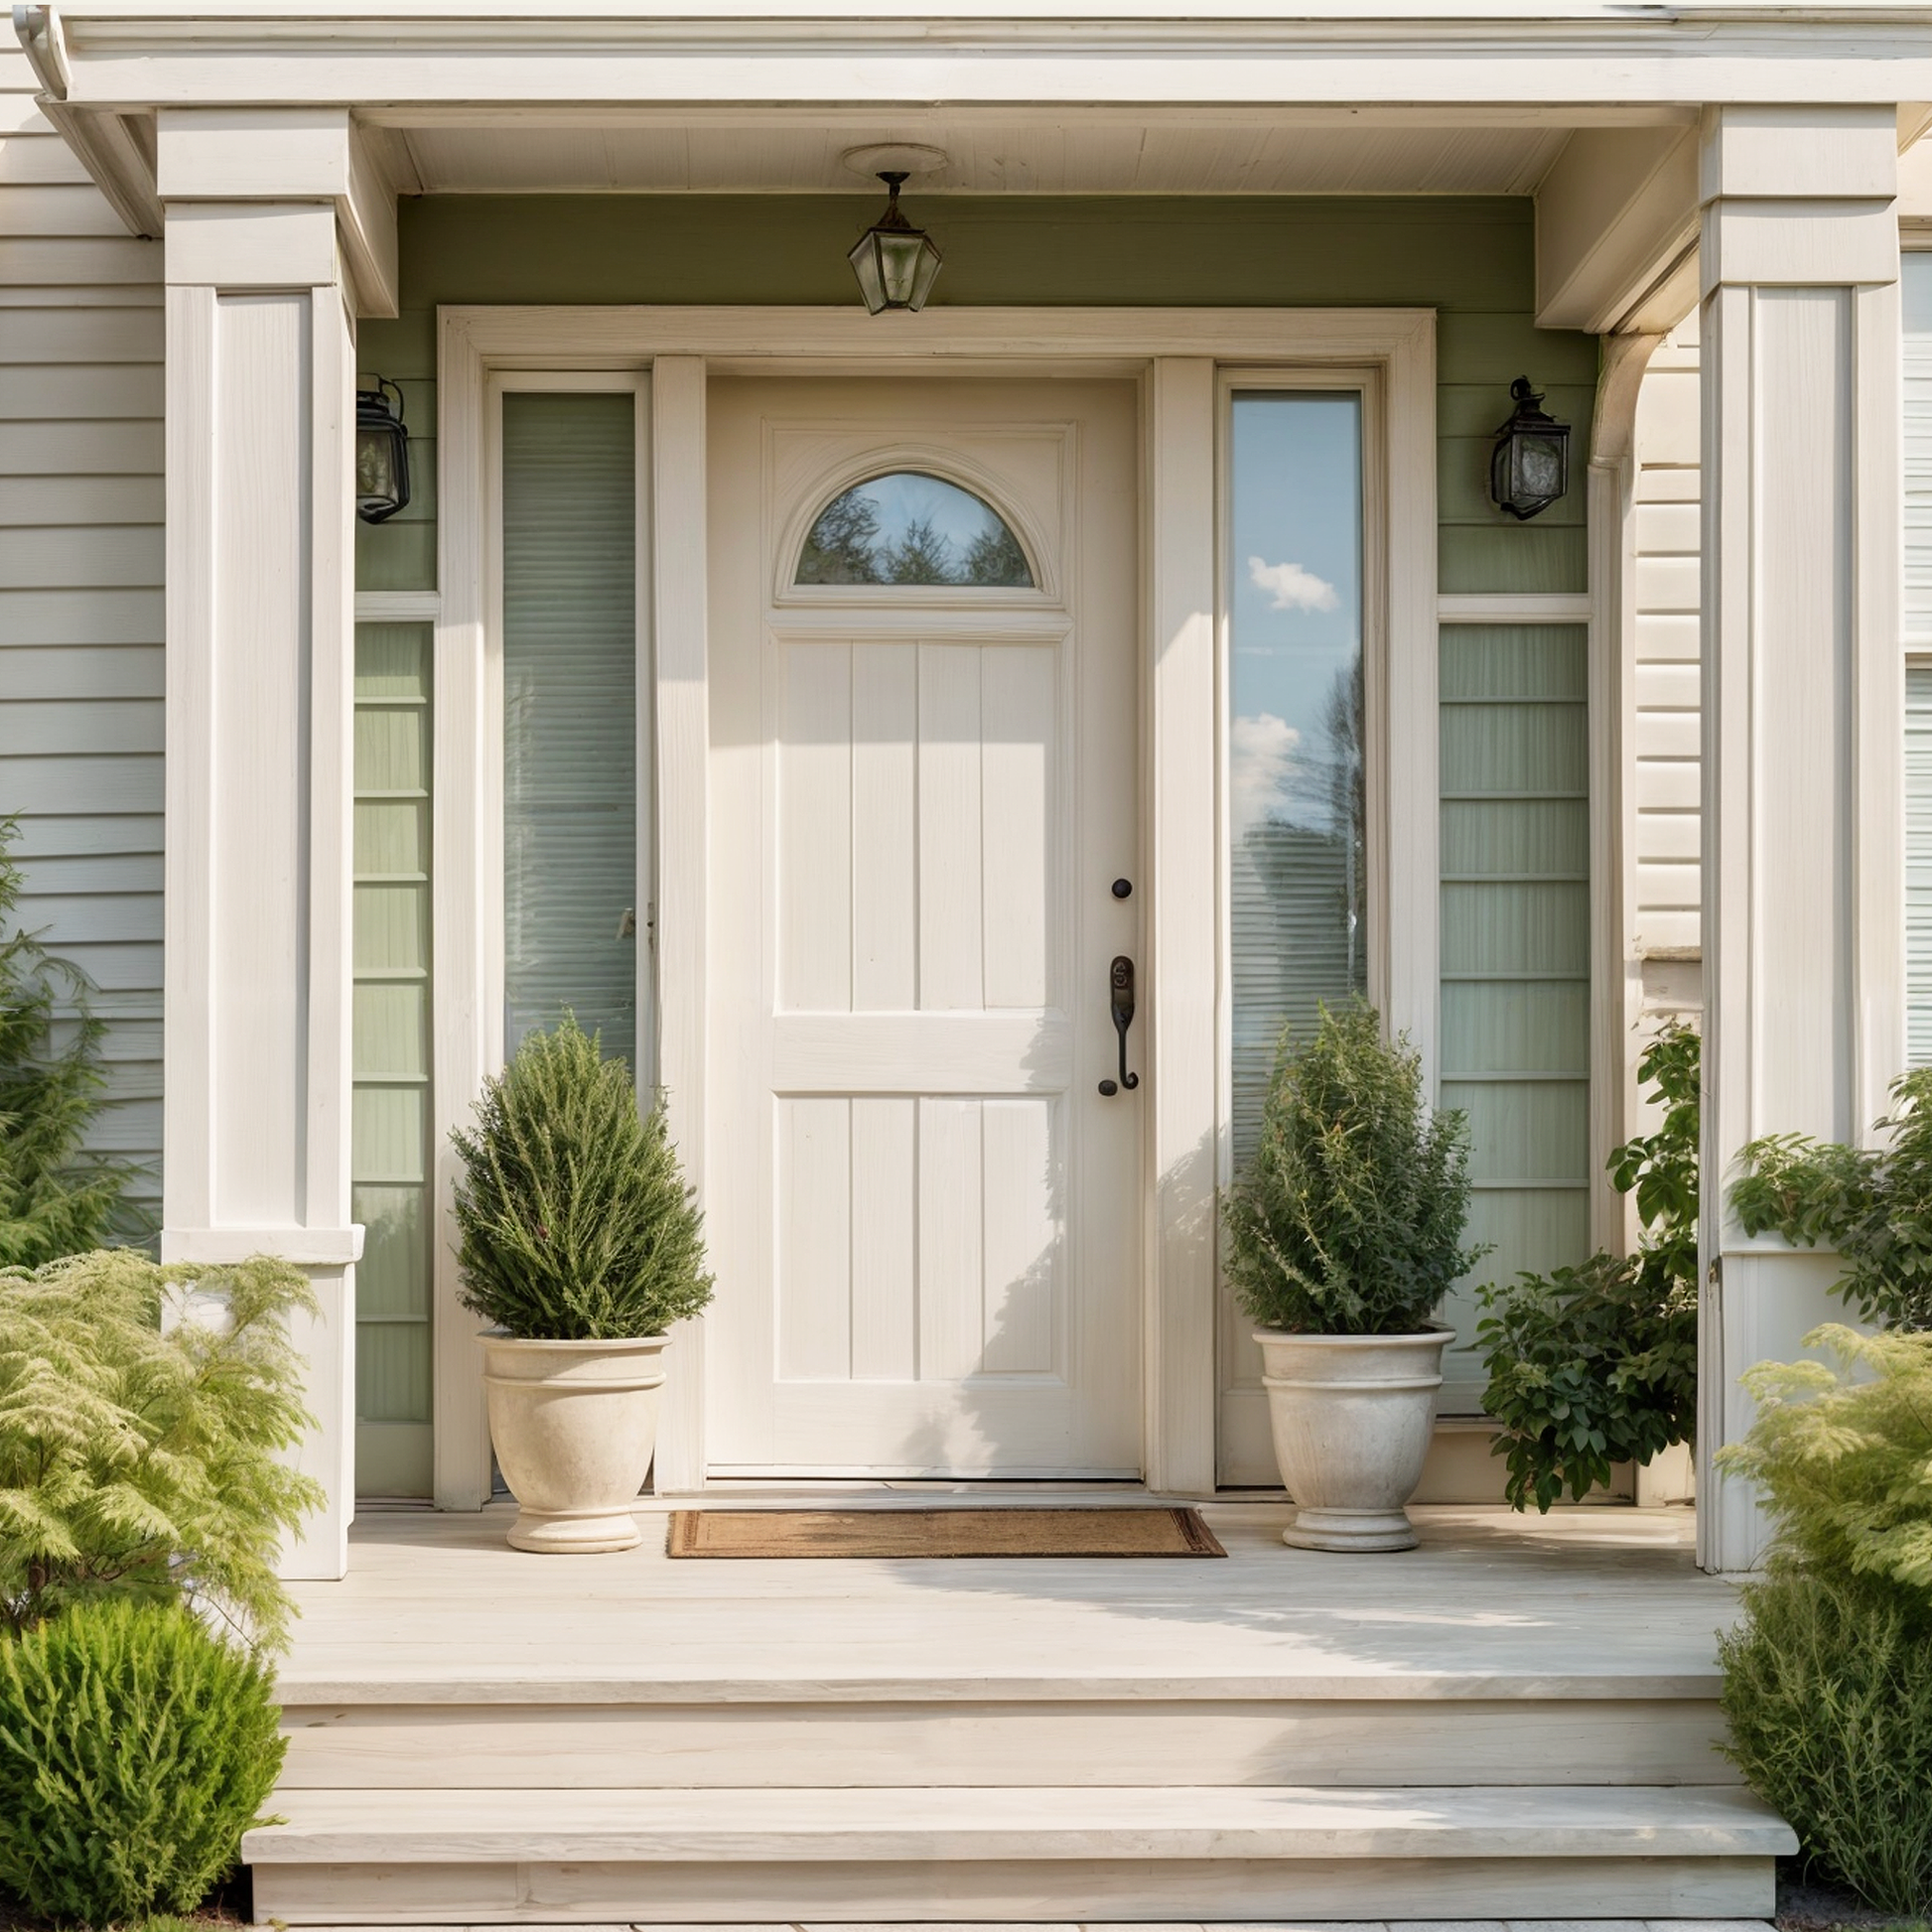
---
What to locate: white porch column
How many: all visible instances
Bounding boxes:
[158,112,393,1580]
[1698,105,1904,1574]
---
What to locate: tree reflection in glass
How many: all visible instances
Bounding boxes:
[796,472,1034,588]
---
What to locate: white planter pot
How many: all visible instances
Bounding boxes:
[1253,1326,1450,1553]
[478,1333,669,1554]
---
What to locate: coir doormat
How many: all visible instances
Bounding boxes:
[666,1505,1226,1559]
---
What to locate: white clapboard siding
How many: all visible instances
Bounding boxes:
[0,308,165,362]
[0,40,165,1232]
[1909,255,1932,1064]
[1909,666,1932,1068]
[1628,318,1702,976]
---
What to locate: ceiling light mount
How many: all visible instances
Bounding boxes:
[839,142,950,182]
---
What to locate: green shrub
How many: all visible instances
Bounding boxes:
[1476,1025,1700,1510]
[0,1249,322,1644]
[0,816,137,1267]
[0,1597,284,1925]
[1714,1327,1932,1916]
[1718,1572,1932,1916]
[1732,1065,1932,1331]
[1221,999,1480,1336]
[453,1015,713,1340]
[1719,1324,1932,1600]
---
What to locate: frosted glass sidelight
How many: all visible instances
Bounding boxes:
[501,393,639,1069]
[1227,393,1367,1163]
[795,471,1034,587]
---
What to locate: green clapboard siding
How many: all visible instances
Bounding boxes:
[352,622,434,1499]
[1439,623,1591,1413]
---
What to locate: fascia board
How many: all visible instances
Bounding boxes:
[35,7,1932,111]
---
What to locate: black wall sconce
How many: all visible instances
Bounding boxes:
[356,376,411,524]
[848,172,943,315]
[1489,376,1570,521]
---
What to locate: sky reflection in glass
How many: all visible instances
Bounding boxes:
[1229,391,1368,1159]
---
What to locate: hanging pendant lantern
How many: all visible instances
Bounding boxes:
[1489,375,1571,522]
[356,376,411,524]
[847,171,943,316]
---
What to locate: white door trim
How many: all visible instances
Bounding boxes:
[436,305,1438,1504]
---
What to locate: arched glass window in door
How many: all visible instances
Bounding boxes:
[795,471,1034,588]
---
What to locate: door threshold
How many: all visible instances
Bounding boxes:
[657,1476,1174,1506]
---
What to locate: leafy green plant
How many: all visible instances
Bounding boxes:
[1732,1066,1932,1331]
[1222,999,1480,1336]
[0,1250,322,1644]
[453,1015,713,1341]
[1477,1024,1701,1510]
[0,1597,284,1924]
[0,817,135,1268]
[1714,1326,1932,1916]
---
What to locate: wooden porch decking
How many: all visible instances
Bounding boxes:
[248,1500,1795,1925]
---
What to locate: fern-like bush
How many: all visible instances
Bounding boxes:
[1222,1000,1480,1335]
[0,1596,284,1924]
[1719,1324,1932,1599]
[0,1249,322,1644]
[1713,1325,1932,1915]
[1731,1065,1932,1331]
[453,1016,713,1340]
[1477,1025,1700,1511]
[0,816,135,1267]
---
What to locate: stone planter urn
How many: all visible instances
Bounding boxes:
[479,1332,668,1553]
[1254,1325,1450,1553]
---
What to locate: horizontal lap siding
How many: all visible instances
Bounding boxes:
[0,41,164,1238]
[1630,320,1702,971]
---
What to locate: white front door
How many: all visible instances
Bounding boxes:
[705,376,1143,1476]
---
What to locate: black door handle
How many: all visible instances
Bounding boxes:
[1098,954,1140,1096]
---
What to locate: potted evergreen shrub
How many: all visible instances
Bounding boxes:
[1223,1000,1480,1552]
[453,1017,713,1553]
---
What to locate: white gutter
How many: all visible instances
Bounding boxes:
[12,4,163,237]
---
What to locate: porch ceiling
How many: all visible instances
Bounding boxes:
[379,113,1582,198]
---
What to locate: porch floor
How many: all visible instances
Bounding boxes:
[251,1500,1793,1923]
[285,1499,1724,1703]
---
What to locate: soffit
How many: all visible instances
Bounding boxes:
[389,115,1577,197]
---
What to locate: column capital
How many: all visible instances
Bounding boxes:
[1700,102,1899,293]
[155,107,397,317]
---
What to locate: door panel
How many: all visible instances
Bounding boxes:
[706,376,1141,1476]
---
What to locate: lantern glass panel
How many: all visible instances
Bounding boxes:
[357,421,402,517]
[907,238,943,311]
[848,234,888,315]
[877,230,925,307]
[1515,432,1566,502]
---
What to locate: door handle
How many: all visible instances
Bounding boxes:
[1098,954,1140,1096]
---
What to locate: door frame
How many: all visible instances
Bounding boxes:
[432,306,1439,1508]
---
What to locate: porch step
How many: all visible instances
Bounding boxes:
[275,1682,1738,1789]
[243,1781,1794,1922]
